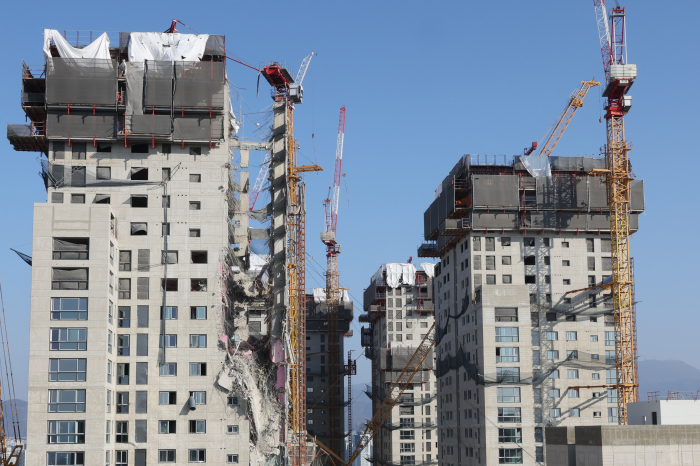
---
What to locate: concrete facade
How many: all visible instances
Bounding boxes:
[546,425,700,465]
[419,155,645,465]
[628,400,700,426]
[361,265,437,466]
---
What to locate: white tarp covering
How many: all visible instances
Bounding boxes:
[128,32,209,62]
[43,29,111,59]
[420,262,435,278]
[313,288,326,304]
[341,290,351,303]
[250,253,269,273]
[385,263,417,288]
[520,154,552,177]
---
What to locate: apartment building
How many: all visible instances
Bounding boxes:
[8,30,254,466]
[361,263,437,466]
[418,155,644,465]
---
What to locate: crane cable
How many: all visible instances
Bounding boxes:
[0,280,21,441]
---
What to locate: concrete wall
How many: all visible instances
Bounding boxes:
[628,400,700,426]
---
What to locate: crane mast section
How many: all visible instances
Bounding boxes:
[594,0,612,83]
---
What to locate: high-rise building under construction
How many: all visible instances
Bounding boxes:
[418,154,644,465]
[7,28,298,466]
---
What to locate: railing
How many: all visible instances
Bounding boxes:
[23,63,46,79]
[22,92,45,106]
[466,154,516,166]
[647,391,700,401]
[8,121,46,138]
[47,30,121,48]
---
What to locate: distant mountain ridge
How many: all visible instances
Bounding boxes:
[638,359,700,398]
[2,400,26,441]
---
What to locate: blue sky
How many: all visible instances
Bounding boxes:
[1,0,699,399]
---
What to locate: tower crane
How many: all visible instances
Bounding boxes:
[260,53,322,466]
[321,106,346,460]
[592,0,638,424]
[0,281,23,465]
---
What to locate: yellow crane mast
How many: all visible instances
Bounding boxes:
[0,282,23,465]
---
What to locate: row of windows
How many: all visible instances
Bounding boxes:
[49,330,208,352]
[51,141,205,158]
[52,268,209,293]
[469,236,606,252]
[47,450,239,465]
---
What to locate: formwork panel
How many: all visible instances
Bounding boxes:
[129,115,172,135]
[556,176,588,209]
[536,177,556,209]
[471,212,518,229]
[530,212,556,229]
[144,61,174,107]
[589,176,608,209]
[46,58,117,106]
[47,111,116,139]
[556,213,587,230]
[472,175,519,207]
[630,180,645,212]
[173,115,224,140]
[587,213,611,230]
[173,62,225,109]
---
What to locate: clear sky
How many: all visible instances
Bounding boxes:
[1,0,699,400]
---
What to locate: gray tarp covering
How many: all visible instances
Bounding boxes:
[144,60,173,107]
[530,212,556,228]
[173,61,225,108]
[631,180,645,211]
[53,239,88,251]
[47,111,116,138]
[587,213,611,230]
[471,212,518,229]
[589,176,608,209]
[7,124,33,138]
[173,115,224,140]
[46,58,117,106]
[555,177,587,208]
[536,177,556,208]
[550,156,584,171]
[127,62,172,135]
[130,115,172,135]
[249,228,270,240]
[204,35,226,55]
[630,214,639,232]
[131,223,147,234]
[472,175,519,207]
[556,213,587,230]
[52,268,88,280]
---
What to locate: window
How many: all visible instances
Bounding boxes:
[52,238,89,260]
[189,420,206,434]
[547,351,559,360]
[161,306,178,320]
[594,411,602,418]
[190,174,201,183]
[567,350,579,360]
[116,421,128,442]
[71,142,87,160]
[116,451,127,466]
[608,408,619,423]
[497,368,520,383]
[161,250,178,265]
[191,251,208,264]
[563,279,571,285]
[160,363,177,377]
[52,192,64,203]
[496,328,519,342]
[606,350,616,365]
[131,222,147,236]
[399,443,415,453]
[605,331,616,346]
[524,255,536,265]
[117,335,130,355]
[546,312,557,322]
[117,306,130,328]
[190,201,201,210]
[117,251,132,272]
[189,449,206,463]
[550,408,561,418]
[96,167,111,180]
[48,389,86,412]
[498,448,522,464]
[131,195,148,208]
[159,420,176,434]
[502,256,511,265]
[496,347,519,362]
[47,452,84,466]
[107,361,112,383]
[497,387,520,402]
[566,331,577,341]
[525,275,536,284]
[50,328,87,351]
[227,425,239,434]
[51,298,87,321]
[399,456,415,465]
[227,455,239,464]
[116,392,129,413]
[52,267,88,290]
[160,392,177,405]
[607,388,618,403]
[495,307,518,322]
[190,391,206,405]
[160,335,177,348]
[568,369,579,379]
[549,370,560,379]
[566,314,576,322]
[190,229,201,237]
[399,430,415,440]
[159,450,176,463]
[593,373,601,380]
[191,306,207,320]
[501,237,511,246]
[591,354,600,360]
[549,389,560,398]
[48,421,85,443]
[498,428,522,443]
[117,363,129,384]
[190,335,207,348]
[190,363,207,376]
[228,396,239,407]
[586,238,595,252]
[161,279,178,291]
[191,279,207,291]
[502,275,512,284]
[568,389,580,398]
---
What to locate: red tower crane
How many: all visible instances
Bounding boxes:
[321,106,346,460]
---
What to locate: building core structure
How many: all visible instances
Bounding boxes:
[418,154,644,465]
[361,264,437,466]
[7,28,312,466]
